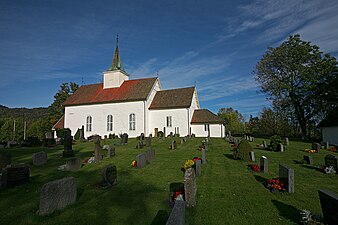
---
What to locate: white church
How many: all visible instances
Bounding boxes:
[55,41,225,138]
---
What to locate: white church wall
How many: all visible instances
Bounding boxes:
[64,101,145,138]
[191,124,224,138]
[149,108,189,137]
[144,80,161,137]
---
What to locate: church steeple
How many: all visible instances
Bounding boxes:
[109,35,124,71]
[103,34,129,89]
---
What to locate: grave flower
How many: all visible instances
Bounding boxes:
[320,165,336,174]
[304,149,318,153]
[131,160,137,168]
[266,177,286,192]
[183,159,195,171]
[250,164,260,172]
[192,157,202,162]
[329,146,337,153]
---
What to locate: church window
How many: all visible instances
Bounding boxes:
[107,115,113,131]
[86,116,92,132]
[129,113,136,130]
[166,116,172,127]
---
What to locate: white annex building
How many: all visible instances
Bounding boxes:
[56,42,225,138]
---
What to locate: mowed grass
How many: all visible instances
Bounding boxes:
[0,137,337,225]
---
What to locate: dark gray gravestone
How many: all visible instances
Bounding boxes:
[63,128,74,157]
[184,168,196,208]
[146,137,151,147]
[149,148,156,162]
[103,145,115,158]
[136,140,144,149]
[136,153,147,169]
[166,200,185,225]
[318,189,338,225]
[325,155,338,172]
[285,137,289,146]
[101,165,117,186]
[195,159,202,176]
[93,136,102,163]
[1,164,30,188]
[279,164,294,193]
[0,153,11,169]
[145,150,151,164]
[260,156,268,173]
[249,151,255,162]
[303,155,313,165]
[201,149,207,164]
[32,151,48,166]
[65,158,81,171]
[121,133,128,145]
[140,133,145,140]
[39,177,77,216]
[79,125,85,141]
[312,142,321,152]
[277,143,284,152]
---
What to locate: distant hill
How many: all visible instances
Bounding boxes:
[0,104,49,120]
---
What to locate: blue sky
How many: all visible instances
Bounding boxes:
[1,0,338,120]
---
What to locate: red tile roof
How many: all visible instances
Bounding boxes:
[63,77,157,106]
[149,87,195,109]
[191,109,224,124]
[52,115,64,130]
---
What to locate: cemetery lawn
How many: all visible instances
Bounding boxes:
[1,137,338,225]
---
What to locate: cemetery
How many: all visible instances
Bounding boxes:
[0,136,338,225]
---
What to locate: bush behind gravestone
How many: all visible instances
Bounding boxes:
[270,135,285,151]
[233,139,253,161]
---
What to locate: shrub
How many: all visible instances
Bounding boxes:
[270,135,283,151]
[233,139,253,161]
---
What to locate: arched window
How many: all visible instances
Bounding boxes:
[107,115,113,131]
[129,113,135,131]
[86,116,92,132]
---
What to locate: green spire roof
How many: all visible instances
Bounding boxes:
[109,36,125,71]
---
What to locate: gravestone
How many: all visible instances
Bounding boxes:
[45,132,53,139]
[39,177,77,216]
[93,136,103,163]
[101,164,117,186]
[32,151,48,166]
[195,159,202,176]
[183,137,187,143]
[102,145,115,158]
[63,128,74,157]
[7,140,18,148]
[204,141,209,151]
[312,142,321,152]
[1,164,30,188]
[149,148,156,162]
[303,155,313,165]
[180,138,184,144]
[136,153,147,169]
[260,156,268,173]
[285,137,289,146]
[146,137,151,147]
[279,164,294,193]
[79,125,85,141]
[262,141,267,148]
[201,148,207,164]
[324,142,329,149]
[318,189,338,225]
[249,151,255,162]
[0,153,11,169]
[136,140,144,149]
[166,200,185,225]
[140,133,145,140]
[65,158,81,171]
[121,133,128,145]
[184,168,196,208]
[277,143,284,152]
[170,140,177,150]
[324,154,338,172]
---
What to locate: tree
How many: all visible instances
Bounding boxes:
[254,34,337,139]
[49,82,79,125]
[218,108,244,135]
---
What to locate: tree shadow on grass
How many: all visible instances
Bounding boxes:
[293,160,303,164]
[254,175,268,189]
[271,200,301,224]
[223,153,236,160]
[150,210,169,225]
[301,164,322,172]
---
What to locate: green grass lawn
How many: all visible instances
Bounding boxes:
[0,137,337,225]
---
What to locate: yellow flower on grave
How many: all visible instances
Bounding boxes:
[183,159,195,170]
[131,160,137,168]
